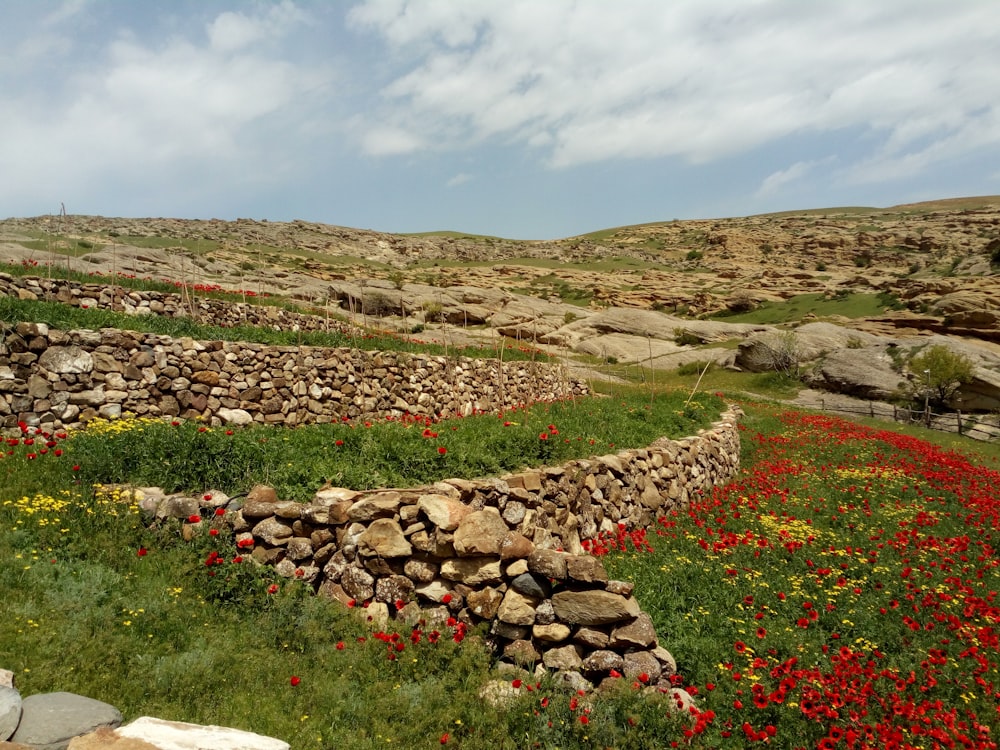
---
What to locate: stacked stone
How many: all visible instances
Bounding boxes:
[0,322,587,432]
[0,272,342,335]
[144,410,741,689]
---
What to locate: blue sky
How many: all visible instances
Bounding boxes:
[2,1,998,239]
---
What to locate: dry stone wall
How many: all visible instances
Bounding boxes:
[1,272,339,333]
[143,408,741,692]
[0,321,587,433]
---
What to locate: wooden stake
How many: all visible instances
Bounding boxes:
[684,359,713,407]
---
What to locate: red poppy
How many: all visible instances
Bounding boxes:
[438,446,447,455]
[187,514,200,523]
[137,547,148,557]
[289,676,301,687]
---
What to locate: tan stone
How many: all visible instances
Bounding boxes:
[551,590,641,625]
[466,587,504,619]
[347,492,404,522]
[251,517,293,545]
[542,644,582,670]
[358,519,412,558]
[453,508,509,556]
[439,557,502,585]
[497,589,538,626]
[610,613,657,649]
[527,548,567,580]
[581,649,623,674]
[417,494,472,531]
[246,484,278,505]
[532,623,571,642]
[623,651,662,683]
[573,626,610,649]
[68,728,159,749]
[499,531,534,560]
[503,639,541,665]
[403,558,438,583]
[565,555,608,583]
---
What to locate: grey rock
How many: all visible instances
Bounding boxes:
[11,692,122,750]
[38,346,93,375]
[0,686,21,742]
[510,572,551,599]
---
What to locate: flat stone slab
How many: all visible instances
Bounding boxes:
[67,727,159,749]
[10,692,122,750]
[115,717,290,750]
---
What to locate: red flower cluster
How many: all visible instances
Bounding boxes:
[610,410,1000,748]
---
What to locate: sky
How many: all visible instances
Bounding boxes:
[1,1,998,240]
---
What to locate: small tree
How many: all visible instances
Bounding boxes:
[909,345,975,407]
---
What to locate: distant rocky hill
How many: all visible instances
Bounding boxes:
[2,196,999,411]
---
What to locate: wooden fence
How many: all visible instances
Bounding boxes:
[809,398,1000,442]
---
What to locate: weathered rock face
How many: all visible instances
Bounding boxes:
[138,408,742,686]
[735,322,1000,411]
[804,346,907,400]
[0,321,588,433]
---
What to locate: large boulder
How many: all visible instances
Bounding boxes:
[804,346,907,400]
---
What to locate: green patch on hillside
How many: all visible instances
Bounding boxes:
[709,291,903,324]
[106,235,222,254]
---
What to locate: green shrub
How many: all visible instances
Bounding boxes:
[677,360,714,376]
[672,327,701,346]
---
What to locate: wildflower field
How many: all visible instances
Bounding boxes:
[2,395,1000,749]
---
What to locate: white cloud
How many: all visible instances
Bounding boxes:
[349,0,1000,186]
[0,3,331,211]
[446,172,471,187]
[42,0,90,27]
[362,126,424,156]
[757,159,827,197]
[207,1,306,53]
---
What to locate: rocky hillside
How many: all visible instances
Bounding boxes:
[2,196,999,411]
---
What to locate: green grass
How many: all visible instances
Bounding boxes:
[104,235,221,254]
[709,292,902,324]
[5,390,724,503]
[5,396,1000,748]
[1,390,725,749]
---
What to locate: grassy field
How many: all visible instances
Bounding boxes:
[1,390,721,749]
[4,394,999,748]
[709,292,903,325]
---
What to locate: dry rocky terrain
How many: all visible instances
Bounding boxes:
[2,196,1000,410]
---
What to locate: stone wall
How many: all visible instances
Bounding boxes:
[143,408,742,692]
[1,272,340,333]
[0,322,587,432]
